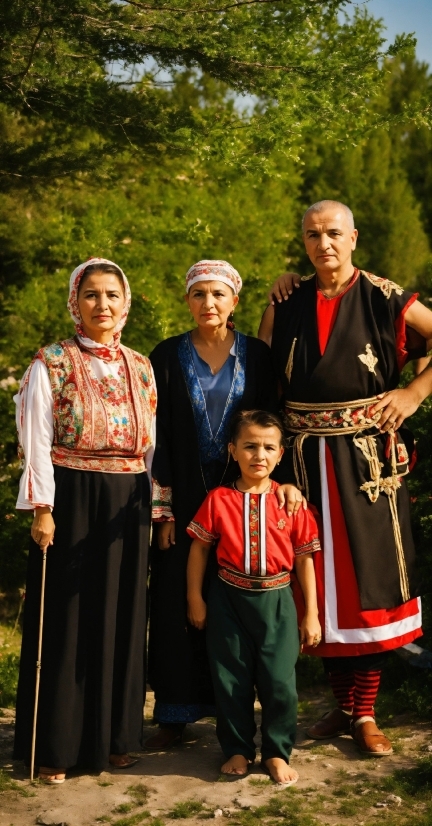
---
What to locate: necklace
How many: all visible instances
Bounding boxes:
[317,271,355,300]
[234,479,272,494]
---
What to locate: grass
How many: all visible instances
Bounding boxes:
[230,792,318,826]
[0,769,32,798]
[127,784,151,806]
[167,801,205,819]
[111,812,150,826]
[0,649,19,707]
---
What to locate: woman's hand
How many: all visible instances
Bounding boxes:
[187,595,207,630]
[267,272,301,305]
[157,521,175,549]
[31,507,55,551]
[370,387,424,432]
[299,612,321,652]
[276,484,306,516]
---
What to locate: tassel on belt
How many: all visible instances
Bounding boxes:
[284,397,410,603]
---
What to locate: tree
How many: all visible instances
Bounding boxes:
[0,0,422,187]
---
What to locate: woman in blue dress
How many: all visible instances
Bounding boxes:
[146,260,303,749]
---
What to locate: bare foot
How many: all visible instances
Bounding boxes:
[264,757,299,786]
[38,767,66,784]
[221,754,250,776]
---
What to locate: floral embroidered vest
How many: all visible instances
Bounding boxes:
[37,338,156,473]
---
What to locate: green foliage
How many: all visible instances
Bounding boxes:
[0,768,31,797]
[127,785,150,807]
[1,1,423,185]
[167,800,204,819]
[0,650,19,707]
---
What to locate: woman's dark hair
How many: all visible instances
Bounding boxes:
[78,262,124,294]
[229,409,285,445]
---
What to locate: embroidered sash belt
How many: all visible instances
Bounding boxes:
[51,445,146,473]
[284,396,381,435]
[284,396,410,603]
[218,567,291,591]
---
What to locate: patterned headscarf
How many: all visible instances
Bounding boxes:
[67,257,131,361]
[185,260,242,295]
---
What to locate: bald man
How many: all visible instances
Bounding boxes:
[259,200,432,757]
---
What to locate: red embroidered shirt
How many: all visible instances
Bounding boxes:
[187,481,320,576]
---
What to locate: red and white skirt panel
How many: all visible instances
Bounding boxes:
[303,437,422,658]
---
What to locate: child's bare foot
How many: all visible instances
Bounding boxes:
[221,754,250,777]
[263,757,298,786]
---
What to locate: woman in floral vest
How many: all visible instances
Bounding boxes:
[13,258,156,782]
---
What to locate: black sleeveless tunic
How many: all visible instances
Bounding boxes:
[271,271,421,611]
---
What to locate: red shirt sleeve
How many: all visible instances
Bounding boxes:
[290,506,321,556]
[187,491,219,544]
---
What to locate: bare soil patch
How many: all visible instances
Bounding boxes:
[1,690,431,826]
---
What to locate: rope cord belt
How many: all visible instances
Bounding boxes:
[284,397,410,602]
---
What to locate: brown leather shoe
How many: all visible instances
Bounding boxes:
[351,719,393,756]
[143,727,184,750]
[305,708,352,740]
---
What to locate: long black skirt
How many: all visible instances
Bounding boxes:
[13,466,150,771]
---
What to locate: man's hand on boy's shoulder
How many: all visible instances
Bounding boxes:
[275,483,307,516]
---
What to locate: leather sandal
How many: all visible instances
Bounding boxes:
[38,767,66,784]
[351,718,393,756]
[143,726,184,750]
[306,707,352,740]
[109,754,139,769]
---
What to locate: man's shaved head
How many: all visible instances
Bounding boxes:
[302,200,355,232]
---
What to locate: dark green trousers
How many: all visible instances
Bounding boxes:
[206,577,299,763]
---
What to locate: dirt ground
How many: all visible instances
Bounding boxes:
[1,688,431,826]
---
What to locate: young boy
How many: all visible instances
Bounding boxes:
[186,409,321,785]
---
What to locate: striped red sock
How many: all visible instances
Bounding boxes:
[328,671,355,713]
[352,669,381,720]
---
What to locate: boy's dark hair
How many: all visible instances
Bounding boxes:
[229,409,285,445]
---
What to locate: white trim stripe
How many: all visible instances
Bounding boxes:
[260,493,267,576]
[319,437,422,644]
[244,493,251,575]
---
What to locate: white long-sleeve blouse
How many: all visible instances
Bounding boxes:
[15,353,155,511]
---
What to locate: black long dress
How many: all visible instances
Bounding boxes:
[13,338,155,771]
[148,331,277,725]
[14,468,150,770]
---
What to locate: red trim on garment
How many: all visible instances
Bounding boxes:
[394,293,418,371]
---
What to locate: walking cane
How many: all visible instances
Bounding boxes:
[30,546,48,781]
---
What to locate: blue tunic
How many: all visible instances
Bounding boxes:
[190,333,237,436]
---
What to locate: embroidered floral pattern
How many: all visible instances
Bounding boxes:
[178,331,247,489]
[294,538,321,556]
[358,343,378,375]
[218,568,291,590]
[188,520,217,543]
[67,258,132,358]
[284,401,381,433]
[361,270,404,299]
[38,338,156,473]
[185,260,242,295]
[249,494,260,575]
[152,479,175,521]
